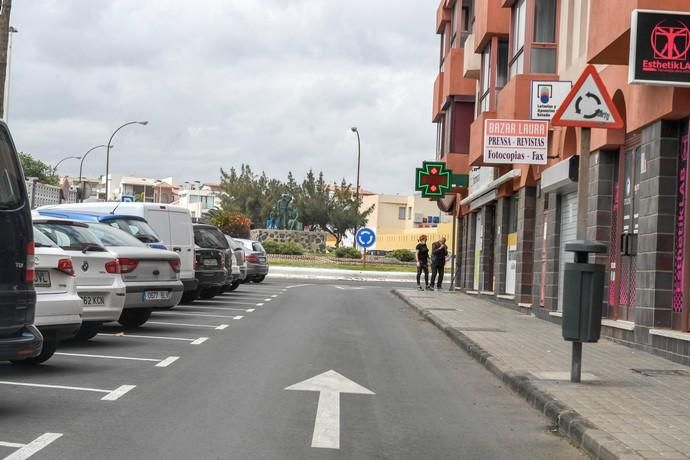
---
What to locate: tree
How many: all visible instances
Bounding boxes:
[19,153,58,186]
[207,208,252,238]
[324,180,374,247]
[295,169,330,230]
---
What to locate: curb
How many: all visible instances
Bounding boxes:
[392,289,645,460]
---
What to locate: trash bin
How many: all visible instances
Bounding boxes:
[561,241,607,343]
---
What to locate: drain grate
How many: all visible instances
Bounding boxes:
[631,369,690,377]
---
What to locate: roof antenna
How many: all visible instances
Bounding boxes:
[110,200,123,215]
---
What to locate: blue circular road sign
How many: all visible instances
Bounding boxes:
[356,227,376,249]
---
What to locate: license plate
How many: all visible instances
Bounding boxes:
[144,290,171,301]
[202,259,218,267]
[80,295,105,306]
[35,270,51,287]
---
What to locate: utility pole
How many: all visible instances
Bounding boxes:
[0,0,13,119]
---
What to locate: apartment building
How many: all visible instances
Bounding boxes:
[434,0,690,363]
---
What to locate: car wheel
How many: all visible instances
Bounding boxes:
[253,275,266,283]
[180,290,198,304]
[10,336,58,365]
[74,323,103,341]
[119,309,152,328]
[228,280,241,291]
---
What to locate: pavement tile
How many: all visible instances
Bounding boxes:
[395,289,690,460]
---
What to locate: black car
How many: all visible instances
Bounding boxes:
[188,247,227,302]
[0,122,43,360]
[193,224,238,296]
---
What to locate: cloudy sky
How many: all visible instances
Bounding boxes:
[9,0,438,194]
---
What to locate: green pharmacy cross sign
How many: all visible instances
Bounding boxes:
[415,161,452,198]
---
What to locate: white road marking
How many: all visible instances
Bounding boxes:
[179,305,250,312]
[0,441,25,449]
[271,295,279,298]
[194,300,257,306]
[98,333,203,343]
[155,356,180,368]
[264,298,272,302]
[256,303,265,307]
[233,316,244,320]
[102,385,137,401]
[55,352,178,368]
[3,433,63,460]
[285,370,374,450]
[190,337,208,345]
[246,308,255,312]
[286,284,312,289]
[158,311,245,319]
[0,381,135,402]
[147,321,227,329]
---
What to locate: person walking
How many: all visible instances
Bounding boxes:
[415,235,430,291]
[429,237,448,291]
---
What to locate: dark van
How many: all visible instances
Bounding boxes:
[0,122,42,360]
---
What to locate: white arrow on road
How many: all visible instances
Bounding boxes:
[285,370,374,450]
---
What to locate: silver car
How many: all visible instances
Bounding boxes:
[86,223,184,327]
[235,238,269,283]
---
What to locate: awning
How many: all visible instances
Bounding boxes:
[460,169,521,210]
[540,155,578,195]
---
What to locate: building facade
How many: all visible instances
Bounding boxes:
[434,0,690,364]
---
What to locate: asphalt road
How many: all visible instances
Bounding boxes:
[0,278,586,459]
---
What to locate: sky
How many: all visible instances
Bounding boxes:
[9,0,438,194]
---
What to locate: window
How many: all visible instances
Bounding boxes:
[496,39,509,88]
[408,207,412,220]
[531,0,557,73]
[0,130,22,210]
[451,1,459,43]
[399,207,406,220]
[479,44,491,113]
[509,0,526,78]
[462,6,470,32]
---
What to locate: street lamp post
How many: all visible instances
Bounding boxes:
[52,155,81,177]
[351,127,361,248]
[104,121,148,201]
[78,144,109,202]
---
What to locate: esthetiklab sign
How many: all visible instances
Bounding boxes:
[483,119,548,165]
[629,10,690,86]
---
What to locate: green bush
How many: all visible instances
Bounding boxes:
[261,239,304,255]
[389,249,415,262]
[279,240,304,255]
[334,247,361,259]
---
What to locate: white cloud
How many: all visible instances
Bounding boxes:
[8,0,438,193]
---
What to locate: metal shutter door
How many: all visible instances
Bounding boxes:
[557,192,578,312]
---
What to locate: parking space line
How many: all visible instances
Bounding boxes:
[246,308,255,312]
[147,321,229,330]
[286,284,312,289]
[3,433,63,460]
[0,442,25,449]
[264,298,272,302]
[178,306,253,313]
[98,333,207,344]
[194,300,256,306]
[233,316,244,320]
[55,352,179,368]
[157,311,245,319]
[156,356,180,367]
[0,381,135,402]
[255,303,265,306]
[190,337,208,345]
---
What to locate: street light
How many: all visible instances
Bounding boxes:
[5,26,18,121]
[104,121,148,200]
[52,155,81,177]
[78,144,111,202]
[351,127,361,248]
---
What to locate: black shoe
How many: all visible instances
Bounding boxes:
[418,285,424,291]
[427,286,434,291]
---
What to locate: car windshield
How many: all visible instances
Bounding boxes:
[105,218,161,244]
[34,222,106,252]
[33,226,58,248]
[194,227,229,249]
[0,130,23,210]
[89,223,146,248]
[252,242,265,253]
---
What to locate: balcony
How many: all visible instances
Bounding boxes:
[496,72,557,120]
[588,0,690,65]
[463,33,481,79]
[436,1,451,33]
[433,72,444,122]
[442,48,477,99]
[441,152,470,175]
[473,0,510,53]
[468,111,497,167]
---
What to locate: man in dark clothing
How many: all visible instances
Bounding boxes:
[429,237,448,290]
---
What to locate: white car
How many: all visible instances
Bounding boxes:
[86,222,184,327]
[33,216,126,340]
[15,227,84,364]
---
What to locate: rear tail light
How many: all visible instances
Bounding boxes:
[25,242,35,284]
[194,253,201,270]
[168,259,181,273]
[118,258,139,274]
[57,259,75,276]
[105,259,121,274]
[246,254,259,263]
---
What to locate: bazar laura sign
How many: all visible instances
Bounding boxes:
[483,119,548,165]
[629,9,690,87]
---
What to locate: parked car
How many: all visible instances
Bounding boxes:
[235,239,269,283]
[186,246,227,302]
[193,224,239,295]
[37,209,167,249]
[32,216,126,340]
[21,227,83,364]
[37,203,197,301]
[225,235,248,291]
[86,223,183,327]
[0,122,43,360]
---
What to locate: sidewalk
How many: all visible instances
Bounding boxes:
[393,289,690,460]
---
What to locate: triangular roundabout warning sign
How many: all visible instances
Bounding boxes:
[552,65,624,129]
